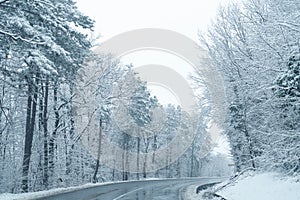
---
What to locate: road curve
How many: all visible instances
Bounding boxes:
[37,178,226,200]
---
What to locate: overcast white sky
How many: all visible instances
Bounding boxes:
[75,0,233,105]
[75,0,232,42]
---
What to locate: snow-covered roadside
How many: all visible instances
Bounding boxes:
[0,182,104,200]
[0,177,179,200]
[0,179,145,200]
[185,173,300,200]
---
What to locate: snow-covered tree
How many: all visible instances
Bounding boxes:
[201,0,300,174]
[0,0,93,192]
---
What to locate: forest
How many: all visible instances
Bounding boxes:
[0,0,299,195]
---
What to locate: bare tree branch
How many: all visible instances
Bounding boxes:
[0,29,45,45]
[0,0,9,5]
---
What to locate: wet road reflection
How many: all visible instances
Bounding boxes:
[40,178,226,200]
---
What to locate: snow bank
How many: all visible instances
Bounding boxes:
[219,173,300,200]
[0,183,95,200]
[185,173,300,200]
[0,181,120,200]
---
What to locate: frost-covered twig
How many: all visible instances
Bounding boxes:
[0,29,45,45]
[0,0,9,5]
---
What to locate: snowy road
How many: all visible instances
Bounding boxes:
[37,178,225,200]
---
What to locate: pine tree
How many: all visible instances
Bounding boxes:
[0,0,93,192]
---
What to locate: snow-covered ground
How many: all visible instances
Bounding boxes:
[0,180,134,200]
[185,173,300,200]
[0,183,98,200]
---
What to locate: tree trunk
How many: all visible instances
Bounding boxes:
[49,83,59,178]
[66,83,75,178]
[242,101,256,169]
[92,119,102,183]
[190,141,195,177]
[43,80,49,188]
[143,137,150,178]
[136,136,140,180]
[244,125,256,169]
[22,77,38,192]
